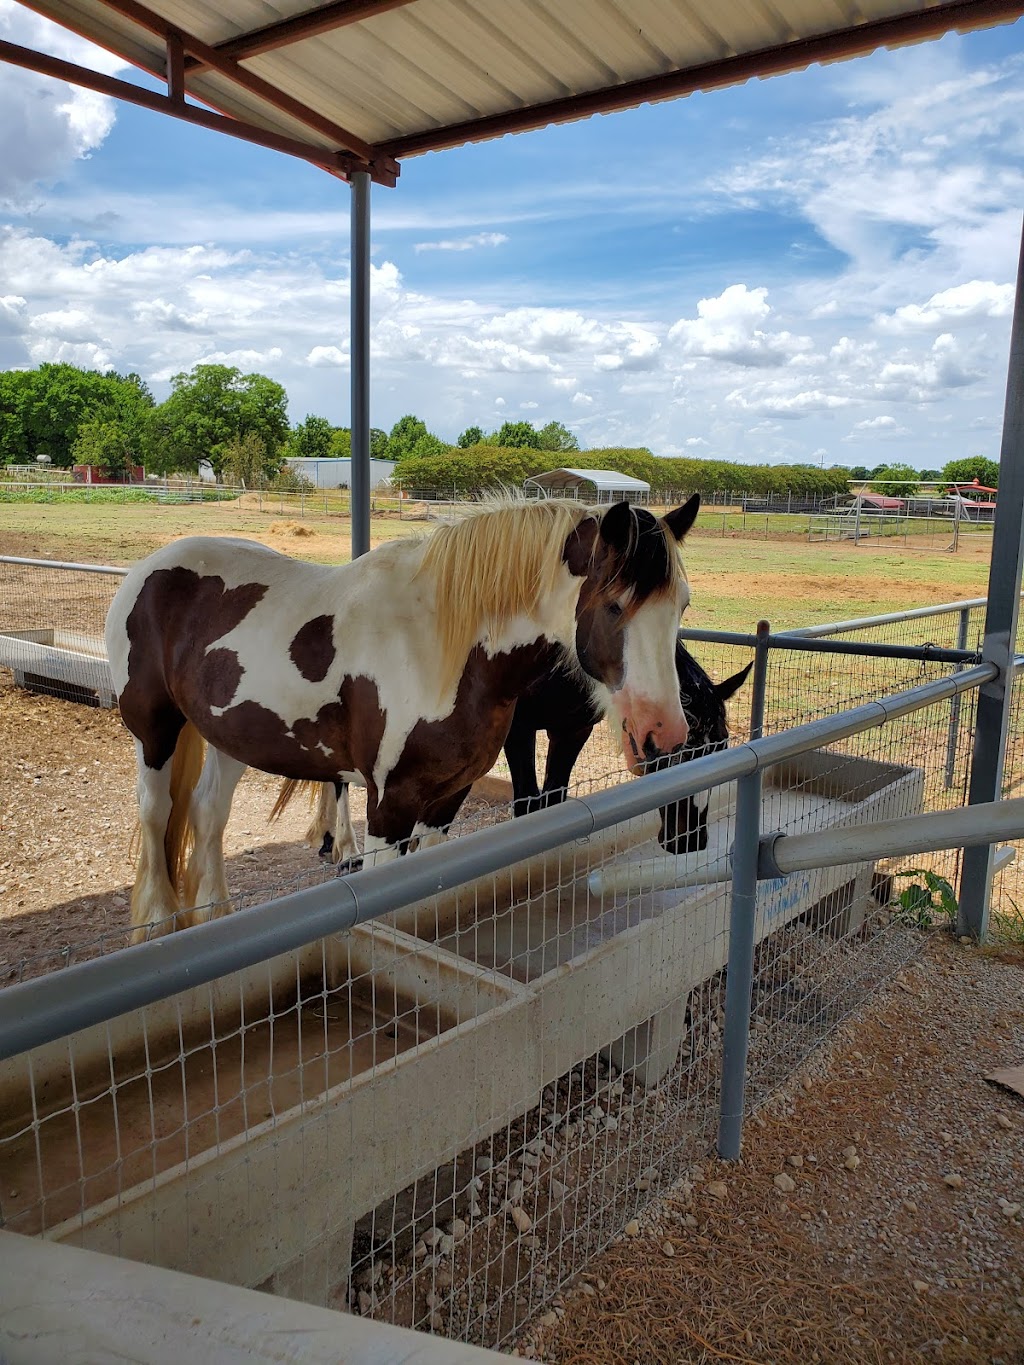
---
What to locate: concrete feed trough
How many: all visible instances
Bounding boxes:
[0,751,922,1305]
[0,628,115,707]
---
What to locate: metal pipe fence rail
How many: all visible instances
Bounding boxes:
[0,662,996,1060]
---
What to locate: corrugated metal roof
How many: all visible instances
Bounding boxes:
[8,0,1024,182]
[526,468,652,493]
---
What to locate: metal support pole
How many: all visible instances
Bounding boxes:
[959,215,1024,940]
[349,170,371,560]
[944,606,971,790]
[718,619,770,1160]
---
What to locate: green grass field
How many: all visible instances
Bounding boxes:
[0,499,994,635]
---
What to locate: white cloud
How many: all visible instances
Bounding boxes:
[727,387,853,418]
[876,280,1015,330]
[668,285,811,368]
[874,333,981,401]
[716,52,1024,302]
[414,232,508,253]
[854,415,898,430]
[307,345,346,367]
[0,1,122,203]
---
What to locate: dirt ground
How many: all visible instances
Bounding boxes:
[513,932,1024,1365]
[0,681,334,977]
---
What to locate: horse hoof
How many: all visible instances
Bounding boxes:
[335,856,364,876]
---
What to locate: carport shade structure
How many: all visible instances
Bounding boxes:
[4,0,1024,933]
[524,469,651,503]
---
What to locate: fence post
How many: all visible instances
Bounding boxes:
[943,606,971,790]
[959,216,1024,940]
[717,619,770,1161]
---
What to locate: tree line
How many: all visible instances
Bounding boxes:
[0,361,999,498]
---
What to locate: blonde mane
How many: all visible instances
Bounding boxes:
[417,497,590,693]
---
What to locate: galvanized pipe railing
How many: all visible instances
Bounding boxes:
[0,660,996,1065]
[0,555,127,576]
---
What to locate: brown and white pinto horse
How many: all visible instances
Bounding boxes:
[106,494,699,942]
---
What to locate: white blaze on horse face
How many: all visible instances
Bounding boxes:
[611,587,690,774]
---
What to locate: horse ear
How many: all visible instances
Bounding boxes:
[715,660,754,701]
[563,516,600,577]
[598,500,636,552]
[663,493,700,542]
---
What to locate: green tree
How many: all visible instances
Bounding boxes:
[221,432,278,488]
[496,420,539,449]
[386,414,428,461]
[0,370,32,465]
[330,427,352,458]
[72,417,135,479]
[868,463,920,498]
[288,414,333,461]
[537,420,579,453]
[145,364,288,475]
[369,428,389,459]
[0,363,154,467]
[410,432,450,459]
[941,455,999,489]
[458,425,483,448]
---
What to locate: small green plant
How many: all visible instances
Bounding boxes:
[990,894,1024,946]
[893,868,959,928]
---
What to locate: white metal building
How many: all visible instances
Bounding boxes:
[283,457,394,490]
[524,468,652,504]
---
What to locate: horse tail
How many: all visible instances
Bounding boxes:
[165,721,205,895]
[270,776,321,822]
[270,777,300,823]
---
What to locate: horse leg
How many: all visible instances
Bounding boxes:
[659,794,708,855]
[332,781,361,862]
[311,782,338,859]
[360,777,431,867]
[541,724,594,809]
[183,747,246,924]
[411,785,473,849]
[503,713,542,817]
[130,738,183,945]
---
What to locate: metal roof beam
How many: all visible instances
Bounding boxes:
[0,36,396,182]
[381,0,1024,158]
[92,0,399,177]
[184,0,417,69]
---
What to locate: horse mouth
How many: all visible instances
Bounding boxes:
[623,734,686,776]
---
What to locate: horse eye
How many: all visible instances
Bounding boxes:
[607,602,623,619]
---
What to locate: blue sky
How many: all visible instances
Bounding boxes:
[1,1,1023,470]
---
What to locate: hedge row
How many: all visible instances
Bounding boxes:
[393,446,850,498]
[0,486,159,504]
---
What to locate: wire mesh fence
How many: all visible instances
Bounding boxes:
[807,510,994,552]
[0,557,1021,1351]
[0,726,938,1347]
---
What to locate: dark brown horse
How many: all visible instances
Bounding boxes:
[505,641,752,851]
[107,495,700,941]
